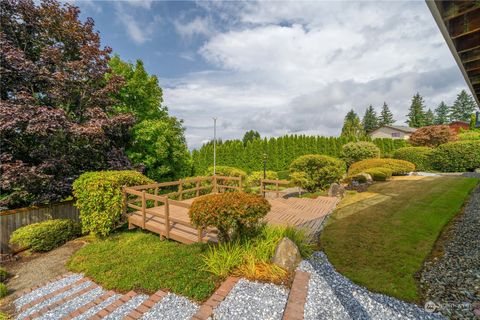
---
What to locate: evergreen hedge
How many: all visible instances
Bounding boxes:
[393,147,434,171]
[430,141,480,172]
[192,135,407,174]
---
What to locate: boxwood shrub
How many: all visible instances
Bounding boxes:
[363,167,393,181]
[290,154,346,192]
[73,170,153,236]
[189,192,271,242]
[348,158,415,176]
[393,146,434,171]
[430,141,480,172]
[246,171,279,187]
[340,141,380,166]
[10,219,81,252]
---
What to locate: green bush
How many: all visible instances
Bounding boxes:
[348,158,415,176]
[363,167,393,181]
[393,147,434,171]
[246,171,278,187]
[430,141,480,172]
[340,142,380,167]
[206,166,247,179]
[0,283,7,298]
[0,267,7,282]
[458,129,480,141]
[189,192,271,242]
[277,170,290,180]
[73,170,153,236]
[290,155,346,192]
[10,219,81,252]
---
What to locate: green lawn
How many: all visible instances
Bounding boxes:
[320,176,478,303]
[67,231,220,301]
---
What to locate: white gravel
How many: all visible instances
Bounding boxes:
[102,294,149,320]
[141,293,199,320]
[213,279,289,320]
[71,293,121,320]
[14,274,83,309]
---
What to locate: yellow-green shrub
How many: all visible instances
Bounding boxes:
[189,192,270,241]
[246,171,278,187]
[430,141,480,172]
[290,155,346,192]
[340,141,380,166]
[73,170,153,236]
[458,129,480,141]
[363,167,393,181]
[0,283,7,298]
[348,158,415,176]
[10,219,81,252]
[393,147,434,171]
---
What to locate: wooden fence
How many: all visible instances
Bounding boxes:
[0,201,80,255]
[260,179,291,198]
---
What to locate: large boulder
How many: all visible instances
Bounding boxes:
[328,183,345,198]
[271,237,302,272]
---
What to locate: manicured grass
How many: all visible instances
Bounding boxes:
[67,231,220,301]
[320,176,478,303]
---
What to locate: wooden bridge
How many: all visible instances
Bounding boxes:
[123,176,338,244]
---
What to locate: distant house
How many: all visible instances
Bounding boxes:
[369,125,417,140]
[448,121,469,133]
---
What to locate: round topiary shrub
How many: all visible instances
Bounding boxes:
[73,170,153,236]
[246,171,279,187]
[393,146,434,171]
[10,219,81,252]
[409,125,457,147]
[348,158,415,176]
[340,141,380,166]
[189,192,271,242]
[430,141,480,172]
[0,283,7,298]
[363,167,393,181]
[289,155,346,192]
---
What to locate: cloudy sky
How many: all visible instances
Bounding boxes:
[74,0,468,149]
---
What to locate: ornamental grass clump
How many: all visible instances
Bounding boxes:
[189,192,270,242]
[73,170,153,236]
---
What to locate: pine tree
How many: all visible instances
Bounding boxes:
[406,92,426,128]
[424,108,435,126]
[378,102,395,126]
[341,109,365,138]
[449,90,477,122]
[434,101,450,124]
[362,105,379,133]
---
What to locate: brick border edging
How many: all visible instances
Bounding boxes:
[124,290,167,319]
[192,276,239,320]
[16,272,75,298]
[282,270,310,320]
[89,290,138,320]
[62,290,117,320]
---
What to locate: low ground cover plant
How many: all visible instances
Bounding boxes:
[73,170,153,236]
[189,192,270,242]
[340,142,380,167]
[430,140,480,172]
[409,125,457,147]
[348,158,415,176]
[10,219,81,252]
[290,154,346,192]
[393,147,434,172]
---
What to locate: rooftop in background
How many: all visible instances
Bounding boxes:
[385,125,418,133]
[426,1,480,106]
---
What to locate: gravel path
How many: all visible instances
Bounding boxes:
[103,294,149,320]
[213,279,289,320]
[299,252,444,320]
[71,293,121,320]
[420,183,480,319]
[141,293,199,320]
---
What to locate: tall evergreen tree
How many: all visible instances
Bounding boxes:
[424,108,435,126]
[242,130,261,146]
[434,101,450,124]
[362,105,379,133]
[406,92,426,128]
[449,90,477,122]
[341,109,365,138]
[378,102,395,126]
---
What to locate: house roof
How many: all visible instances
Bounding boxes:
[383,125,418,133]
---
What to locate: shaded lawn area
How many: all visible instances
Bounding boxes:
[67,231,220,301]
[320,176,478,303]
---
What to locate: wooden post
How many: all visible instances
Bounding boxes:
[141,190,146,229]
[122,187,127,217]
[197,227,203,242]
[178,179,183,201]
[154,187,159,207]
[276,181,279,198]
[213,176,218,193]
[165,198,170,239]
[196,179,200,197]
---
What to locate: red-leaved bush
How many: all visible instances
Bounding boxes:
[189,192,271,242]
[409,125,457,147]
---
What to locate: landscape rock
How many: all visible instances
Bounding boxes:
[358,173,372,182]
[271,237,302,272]
[475,168,480,173]
[328,183,345,198]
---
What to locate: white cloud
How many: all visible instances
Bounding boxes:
[123,0,153,9]
[114,4,161,45]
[174,17,215,39]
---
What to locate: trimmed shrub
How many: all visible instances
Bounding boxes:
[393,147,434,171]
[409,125,457,147]
[289,155,346,192]
[430,141,480,172]
[348,158,415,176]
[0,283,7,298]
[189,192,271,242]
[10,219,81,252]
[246,171,278,187]
[340,141,380,166]
[73,170,153,236]
[363,167,393,181]
[206,166,247,179]
[0,267,7,282]
[458,129,480,141]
